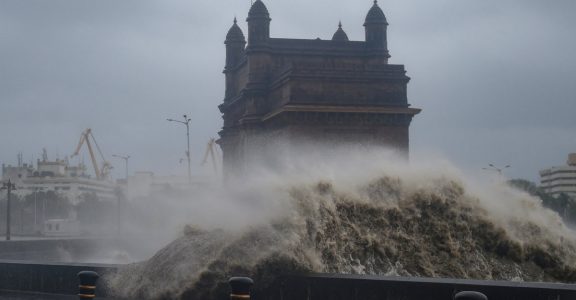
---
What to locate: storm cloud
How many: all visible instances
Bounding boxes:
[1,0,575,181]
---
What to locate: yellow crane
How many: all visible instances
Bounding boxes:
[71,128,113,180]
[201,138,220,175]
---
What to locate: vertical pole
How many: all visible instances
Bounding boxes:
[5,180,12,241]
[113,155,130,181]
[34,190,37,233]
[167,115,192,184]
[116,189,122,237]
[20,206,23,234]
[186,120,191,185]
[42,196,46,232]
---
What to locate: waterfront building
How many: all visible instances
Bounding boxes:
[540,153,576,199]
[2,155,116,203]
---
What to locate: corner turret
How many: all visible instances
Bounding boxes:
[246,0,271,48]
[364,0,389,57]
[225,18,246,70]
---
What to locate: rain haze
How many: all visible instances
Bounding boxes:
[1,0,576,181]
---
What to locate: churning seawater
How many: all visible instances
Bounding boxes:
[106,148,576,299]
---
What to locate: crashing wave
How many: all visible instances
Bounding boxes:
[107,168,576,299]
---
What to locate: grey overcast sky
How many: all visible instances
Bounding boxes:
[1,0,575,182]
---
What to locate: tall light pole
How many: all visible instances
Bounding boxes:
[114,186,124,237]
[112,154,130,180]
[1,179,16,241]
[482,164,511,175]
[34,188,37,232]
[167,114,192,184]
[32,187,42,234]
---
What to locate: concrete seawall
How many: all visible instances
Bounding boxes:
[265,274,576,300]
[2,261,576,299]
[0,260,118,297]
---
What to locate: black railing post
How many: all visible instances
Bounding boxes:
[454,291,488,300]
[78,271,99,299]
[229,277,254,300]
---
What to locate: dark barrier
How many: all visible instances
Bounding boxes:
[454,291,488,300]
[3,261,576,300]
[263,274,576,300]
[0,260,118,297]
[229,277,254,300]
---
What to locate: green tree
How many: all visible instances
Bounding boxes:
[508,179,576,225]
[75,192,116,234]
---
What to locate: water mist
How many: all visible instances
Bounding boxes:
[106,143,576,300]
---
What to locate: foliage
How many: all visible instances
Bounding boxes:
[508,179,576,224]
[0,189,119,235]
[0,190,71,234]
[76,192,116,226]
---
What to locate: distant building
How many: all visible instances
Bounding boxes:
[43,218,80,236]
[2,153,116,203]
[540,153,576,198]
[218,0,421,177]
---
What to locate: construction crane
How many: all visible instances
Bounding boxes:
[71,128,113,180]
[201,138,220,175]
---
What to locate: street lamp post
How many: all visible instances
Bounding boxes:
[33,188,37,232]
[1,179,16,241]
[32,187,41,234]
[114,187,124,237]
[482,164,511,175]
[112,154,130,180]
[167,114,192,184]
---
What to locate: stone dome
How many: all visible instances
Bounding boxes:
[247,0,270,20]
[364,0,388,25]
[226,18,246,42]
[332,22,349,42]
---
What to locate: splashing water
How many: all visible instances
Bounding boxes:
[107,148,576,300]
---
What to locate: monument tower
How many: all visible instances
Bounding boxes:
[218,0,421,177]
